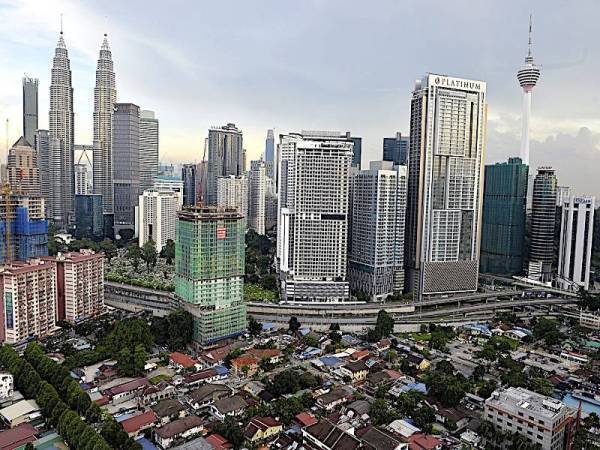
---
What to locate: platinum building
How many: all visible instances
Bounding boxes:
[277,131,353,302]
[405,74,487,299]
[349,161,407,302]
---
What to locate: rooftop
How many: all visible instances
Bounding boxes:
[486,387,569,420]
[121,410,157,434]
[155,416,204,439]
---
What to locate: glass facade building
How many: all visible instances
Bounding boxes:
[383,132,409,166]
[75,194,104,240]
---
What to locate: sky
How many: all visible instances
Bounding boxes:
[0,0,599,197]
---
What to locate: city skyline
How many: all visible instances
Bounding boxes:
[0,1,599,198]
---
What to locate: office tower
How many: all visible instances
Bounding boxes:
[138,189,179,252]
[216,175,247,217]
[480,157,529,275]
[7,137,40,196]
[92,34,117,219]
[277,131,353,302]
[206,123,243,204]
[196,161,208,204]
[556,186,571,207]
[112,103,140,236]
[74,164,88,195]
[34,130,50,207]
[248,160,266,234]
[265,191,278,231]
[349,134,362,169]
[74,194,104,239]
[44,250,104,324]
[405,74,487,298]
[0,259,57,344]
[348,161,407,302]
[22,76,38,145]
[517,17,541,166]
[0,194,48,264]
[153,175,184,206]
[48,31,74,226]
[182,164,197,206]
[175,206,246,345]
[383,132,409,166]
[265,129,275,178]
[139,110,159,192]
[529,167,557,281]
[558,196,595,291]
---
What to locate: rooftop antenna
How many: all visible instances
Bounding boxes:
[528,14,533,57]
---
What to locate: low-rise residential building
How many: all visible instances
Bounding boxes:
[0,399,41,427]
[210,395,248,421]
[340,360,369,383]
[154,415,205,449]
[0,422,38,450]
[243,416,283,442]
[138,382,177,407]
[316,388,350,412]
[231,355,259,377]
[104,378,150,405]
[579,310,600,330]
[121,410,157,437]
[188,384,232,410]
[170,352,199,371]
[151,399,187,425]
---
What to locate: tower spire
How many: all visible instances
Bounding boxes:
[60,13,63,34]
[528,14,533,58]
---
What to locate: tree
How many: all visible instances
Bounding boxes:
[248,315,263,336]
[533,318,562,345]
[142,239,158,270]
[261,273,277,291]
[224,349,243,368]
[472,365,486,382]
[528,377,553,396]
[375,309,394,339]
[288,316,301,333]
[370,398,399,426]
[412,405,435,433]
[213,416,245,449]
[100,239,117,263]
[126,243,142,271]
[160,239,176,265]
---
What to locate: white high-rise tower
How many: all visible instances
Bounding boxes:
[517,16,541,166]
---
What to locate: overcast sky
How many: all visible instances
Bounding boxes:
[1,0,599,197]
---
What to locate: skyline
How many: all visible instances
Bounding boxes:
[1,0,600,198]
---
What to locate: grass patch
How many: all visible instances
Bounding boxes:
[410,333,432,342]
[244,283,277,302]
[149,374,172,385]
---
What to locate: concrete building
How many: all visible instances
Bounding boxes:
[49,31,75,226]
[556,186,571,208]
[34,130,50,208]
[74,194,104,239]
[0,259,57,344]
[153,176,184,207]
[175,206,246,346]
[350,134,362,169]
[529,167,557,281]
[44,250,104,324]
[349,161,407,302]
[558,196,595,291]
[480,157,529,275]
[216,175,247,217]
[277,131,353,302]
[265,129,275,178]
[92,34,117,218]
[7,137,40,196]
[383,132,409,166]
[22,76,38,146]
[138,190,179,252]
[206,123,244,205]
[248,160,266,234]
[484,387,572,450]
[0,373,13,399]
[265,191,278,232]
[182,164,197,207]
[74,164,88,195]
[195,161,208,205]
[405,74,487,299]
[113,103,140,236]
[139,110,159,192]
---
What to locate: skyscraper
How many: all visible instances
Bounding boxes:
[7,137,40,196]
[93,34,117,218]
[74,164,88,195]
[182,164,197,206]
[480,157,529,275]
[139,110,159,192]
[277,131,353,302]
[175,206,246,345]
[206,123,243,205]
[529,167,557,281]
[112,103,140,236]
[405,74,487,298]
[34,130,50,209]
[350,135,362,169]
[383,132,409,166]
[248,160,266,235]
[558,196,595,291]
[265,129,275,178]
[49,31,74,226]
[348,161,407,301]
[74,194,103,240]
[138,189,178,252]
[517,16,541,166]
[216,175,247,217]
[195,160,208,204]
[22,76,38,146]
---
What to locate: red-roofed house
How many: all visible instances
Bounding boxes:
[0,423,38,450]
[231,355,260,377]
[245,348,283,364]
[206,433,233,450]
[121,410,157,437]
[105,378,149,404]
[170,352,199,370]
[295,411,318,428]
[350,350,370,361]
[408,433,442,450]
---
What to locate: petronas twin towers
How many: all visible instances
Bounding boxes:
[48,31,116,225]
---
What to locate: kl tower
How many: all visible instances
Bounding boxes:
[517,15,541,166]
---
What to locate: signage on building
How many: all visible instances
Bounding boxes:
[432,75,483,91]
[216,227,227,240]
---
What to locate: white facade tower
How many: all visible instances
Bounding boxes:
[248,160,266,235]
[517,16,541,166]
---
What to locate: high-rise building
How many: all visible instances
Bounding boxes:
[49,31,74,226]
[153,175,184,207]
[206,123,243,204]
[74,194,103,240]
[277,131,353,302]
[34,130,50,210]
[43,250,104,324]
[74,164,88,195]
[348,161,407,302]
[182,164,197,206]
[0,259,56,344]
[350,135,362,169]
[248,160,266,234]
[265,129,275,178]
[480,157,529,275]
[556,186,571,207]
[92,34,117,218]
[138,189,179,252]
[216,175,247,217]
[22,76,38,146]
[74,144,93,194]
[383,132,409,166]
[196,161,208,205]
[529,167,557,281]
[517,16,541,166]
[0,194,48,264]
[175,206,246,346]
[265,191,278,231]
[7,137,40,196]
[405,74,487,298]
[112,103,140,236]
[558,196,595,291]
[139,110,159,192]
